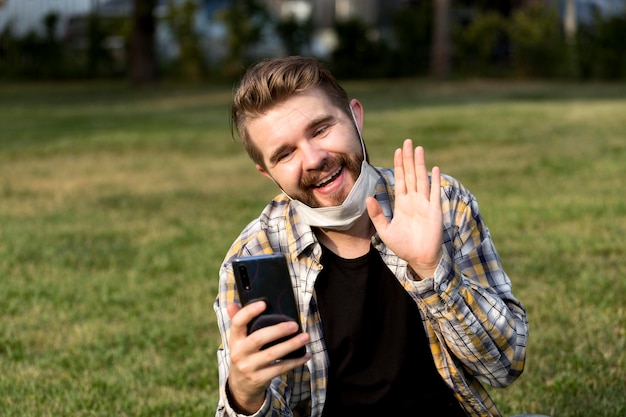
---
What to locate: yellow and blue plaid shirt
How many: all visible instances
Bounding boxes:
[214,167,528,417]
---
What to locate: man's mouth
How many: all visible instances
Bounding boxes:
[312,167,343,189]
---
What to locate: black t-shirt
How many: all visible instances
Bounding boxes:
[315,244,467,416]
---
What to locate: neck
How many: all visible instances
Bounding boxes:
[314,213,373,259]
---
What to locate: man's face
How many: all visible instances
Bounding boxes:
[249,88,364,208]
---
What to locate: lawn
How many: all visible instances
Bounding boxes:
[0,79,624,416]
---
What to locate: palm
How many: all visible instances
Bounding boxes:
[367,140,443,278]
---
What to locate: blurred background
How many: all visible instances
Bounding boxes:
[1,1,625,416]
[1,0,625,83]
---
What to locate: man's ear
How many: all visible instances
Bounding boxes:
[349,99,364,131]
[256,164,272,180]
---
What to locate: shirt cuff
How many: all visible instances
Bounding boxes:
[224,382,271,417]
[409,251,462,312]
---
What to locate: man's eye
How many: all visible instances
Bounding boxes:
[313,126,328,137]
[277,150,292,161]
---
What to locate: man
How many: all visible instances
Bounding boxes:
[214,56,528,416]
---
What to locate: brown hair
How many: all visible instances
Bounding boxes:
[231,56,351,169]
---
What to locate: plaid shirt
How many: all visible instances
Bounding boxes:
[214,167,528,417]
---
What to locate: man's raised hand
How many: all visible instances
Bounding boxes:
[366,139,443,279]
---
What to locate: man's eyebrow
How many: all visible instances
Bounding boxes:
[268,144,291,166]
[306,115,335,131]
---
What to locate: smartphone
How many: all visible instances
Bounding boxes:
[232,253,306,359]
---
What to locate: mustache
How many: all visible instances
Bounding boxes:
[299,154,352,189]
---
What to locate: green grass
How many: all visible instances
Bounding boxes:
[1,79,625,416]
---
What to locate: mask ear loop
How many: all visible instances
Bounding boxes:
[266,174,294,201]
[349,106,368,163]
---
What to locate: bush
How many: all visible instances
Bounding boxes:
[275,15,313,56]
[163,0,207,81]
[330,17,393,79]
[455,11,509,77]
[508,3,571,78]
[0,14,69,79]
[577,12,626,80]
[0,12,125,80]
[389,2,433,77]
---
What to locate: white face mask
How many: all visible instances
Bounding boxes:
[290,160,379,230]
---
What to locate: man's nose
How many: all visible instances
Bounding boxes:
[301,140,328,171]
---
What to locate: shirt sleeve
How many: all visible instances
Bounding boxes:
[413,176,528,388]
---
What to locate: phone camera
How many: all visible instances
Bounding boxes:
[237,265,251,290]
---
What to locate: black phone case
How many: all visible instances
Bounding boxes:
[232,253,306,359]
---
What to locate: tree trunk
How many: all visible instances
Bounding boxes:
[564,0,577,44]
[129,0,157,85]
[430,0,451,78]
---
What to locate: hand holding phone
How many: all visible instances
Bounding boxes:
[232,253,306,359]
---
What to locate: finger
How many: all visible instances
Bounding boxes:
[402,139,417,192]
[414,146,430,198]
[242,350,311,404]
[247,320,302,352]
[270,352,311,371]
[366,196,389,236]
[261,329,310,362]
[257,349,312,384]
[226,302,241,319]
[230,322,300,371]
[430,166,442,210]
[393,147,406,194]
[229,301,266,340]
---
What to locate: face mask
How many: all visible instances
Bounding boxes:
[290,160,379,230]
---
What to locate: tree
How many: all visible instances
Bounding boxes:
[275,15,313,56]
[86,11,115,77]
[164,0,206,81]
[430,0,451,78]
[391,1,433,77]
[564,0,577,43]
[219,0,269,78]
[331,17,391,78]
[129,0,157,84]
[508,4,568,78]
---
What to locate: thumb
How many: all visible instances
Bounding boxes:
[366,196,389,235]
[227,302,242,320]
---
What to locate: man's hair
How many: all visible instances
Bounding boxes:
[231,56,351,169]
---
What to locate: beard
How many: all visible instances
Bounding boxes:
[287,151,363,208]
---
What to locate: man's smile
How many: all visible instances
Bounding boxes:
[312,166,343,189]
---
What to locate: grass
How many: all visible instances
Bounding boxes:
[1,79,625,416]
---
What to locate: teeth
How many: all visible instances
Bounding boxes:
[315,167,342,188]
